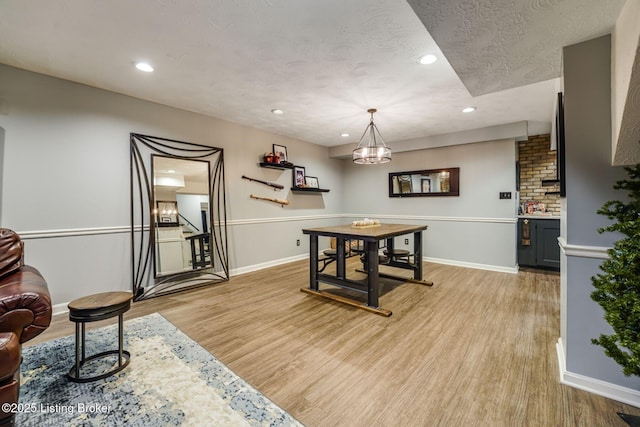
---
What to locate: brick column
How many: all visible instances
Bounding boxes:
[518,134,560,215]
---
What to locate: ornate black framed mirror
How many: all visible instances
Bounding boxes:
[389,167,460,197]
[130,133,228,300]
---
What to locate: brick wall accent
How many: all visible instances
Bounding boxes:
[518,134,560,215]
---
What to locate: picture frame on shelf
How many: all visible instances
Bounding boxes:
[305,176,319,188]
[293,166,305,187]
[273,144,288,163]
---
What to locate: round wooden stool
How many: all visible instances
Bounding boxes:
[67,291,132,383]
[383,248,411,262]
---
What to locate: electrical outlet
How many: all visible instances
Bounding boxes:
[499,192,512,199]
[404,238,409,245]
[296,239,300,246]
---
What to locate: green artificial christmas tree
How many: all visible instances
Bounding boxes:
[591,164,640,378]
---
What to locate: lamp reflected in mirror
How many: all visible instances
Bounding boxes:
[155,201,179,226]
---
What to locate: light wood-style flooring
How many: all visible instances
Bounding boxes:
[29,260,640,426]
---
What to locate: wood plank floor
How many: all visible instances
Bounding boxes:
[28,260,640,426]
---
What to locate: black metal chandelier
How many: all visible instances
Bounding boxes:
[352,108,391,164]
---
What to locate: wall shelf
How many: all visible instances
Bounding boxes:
[291,187,330,193]
[258,159,330,192]
[259,162,294,170]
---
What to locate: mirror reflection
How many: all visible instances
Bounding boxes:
[389,167,459,197]
[153,156,212,276]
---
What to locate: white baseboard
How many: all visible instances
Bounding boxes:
[52,302,69,317]
[556,338,640,408]
[229,253,309,276]
[424,256,519,274]
[232,253,518,276]
[50,253,511,317]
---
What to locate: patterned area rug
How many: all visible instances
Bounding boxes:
[17,313,303,426]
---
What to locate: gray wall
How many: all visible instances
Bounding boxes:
[561,35,639,391]
[0,63,521,314]
[0,64,343,307]
[341,139,518,270]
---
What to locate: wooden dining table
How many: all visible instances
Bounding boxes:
[301,223,432,316]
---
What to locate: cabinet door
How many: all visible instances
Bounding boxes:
[536,222,560,269]
[517,219,536,267]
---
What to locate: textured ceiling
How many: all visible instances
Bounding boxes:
[408,0,626,96]
[0,0,627,147]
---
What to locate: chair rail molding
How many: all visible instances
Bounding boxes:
[13,213,517,239]
[558,237,610,259]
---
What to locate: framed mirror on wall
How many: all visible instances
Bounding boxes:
[130,133,228,301]
[389,167,459,197]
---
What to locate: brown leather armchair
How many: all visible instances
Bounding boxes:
[0,229,51,426]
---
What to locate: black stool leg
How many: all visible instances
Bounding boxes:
[74,322,81,378]
[81,322,86,362]
[118,313,123,367]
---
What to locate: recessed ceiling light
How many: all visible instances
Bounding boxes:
[271,109,284,115]
[418,54,438,65]
[135,62,154,72]
[167,169,175,173]
[462,106,476,113]
[341,133,350,137]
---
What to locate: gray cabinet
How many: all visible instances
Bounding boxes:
[517,218,560,270]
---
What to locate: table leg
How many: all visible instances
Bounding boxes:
[366,240,380,307]
[336,237,346,279]
[309,234,319,291]
[190,240,196,269]
[414,231,423,280]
